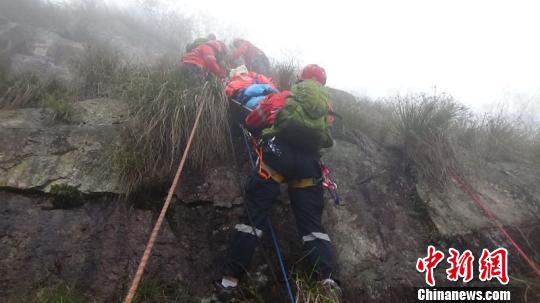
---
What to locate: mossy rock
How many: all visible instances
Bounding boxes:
[49,183,83,209]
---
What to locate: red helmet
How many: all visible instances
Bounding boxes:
[298,64,327,85]
[232,38,246,48]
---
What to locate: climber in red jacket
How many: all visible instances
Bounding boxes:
[231,39,271,76]
[181,40,227,84]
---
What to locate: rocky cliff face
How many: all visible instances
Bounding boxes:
[1,92,539,302]
[0,99,126,193]
[0,17,539,303]
[0,19,84,85]
[0,16,177,83]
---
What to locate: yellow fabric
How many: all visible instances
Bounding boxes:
[259,162,317,188]
[288,178,317,188]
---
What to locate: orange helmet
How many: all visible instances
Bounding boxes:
[298,64,327,86]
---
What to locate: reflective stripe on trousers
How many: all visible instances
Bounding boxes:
[235,224,263,237]
[302,232,331,242]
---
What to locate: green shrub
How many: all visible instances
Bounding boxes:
[18,285,92,303]
[46,95,75,123]
[49,183,82,208]
[132,279,168,303]
[0,73,65,109]
[113,278,197,303]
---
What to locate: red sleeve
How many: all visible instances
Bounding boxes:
[232,43,249,60]
[245,91,289,129]
[246,97,273,129]
[201,45,224,78]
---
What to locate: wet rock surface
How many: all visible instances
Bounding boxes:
[0,99,127,193]
[0,191,185,302]
[0,90,539,302]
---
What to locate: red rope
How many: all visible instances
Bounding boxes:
[451,172,540,278]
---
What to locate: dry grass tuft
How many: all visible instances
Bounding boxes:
[270,58,299,91]
[112,66,232,195]
[293,274,340,303]
[0,72,65,109]
[389,93,467,185]
[75,40,122,99]
[332,90,540,186]
[329,90,393,144]
[458,111,535,163]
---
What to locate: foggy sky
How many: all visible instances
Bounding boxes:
[82,0,540,111]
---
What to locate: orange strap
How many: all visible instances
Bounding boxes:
[255,146,277,181]
[259,161,284,183]
[255,146,318,188]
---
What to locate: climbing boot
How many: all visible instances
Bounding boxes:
[213,280,238,302]
[321,278,343,303]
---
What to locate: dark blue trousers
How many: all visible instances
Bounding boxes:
[223,138,337,280]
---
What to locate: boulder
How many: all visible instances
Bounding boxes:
[0,98,127,193]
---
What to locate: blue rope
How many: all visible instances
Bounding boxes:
[267,217,295,303]
[238,123,295,303]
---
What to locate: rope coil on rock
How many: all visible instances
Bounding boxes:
[123,96,207,303]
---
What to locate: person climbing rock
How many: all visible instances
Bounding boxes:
[181,40,227,85]
[185,33,216,52]
[230,38,271,76]
[216,64,341,300]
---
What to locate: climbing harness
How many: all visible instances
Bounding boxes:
[239,122,296,303]
[253,142,321,189]
[123,97,207,303]
[321,162,342,205]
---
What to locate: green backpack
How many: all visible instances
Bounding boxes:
[185,37,209,52]
[263,79,333,151]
